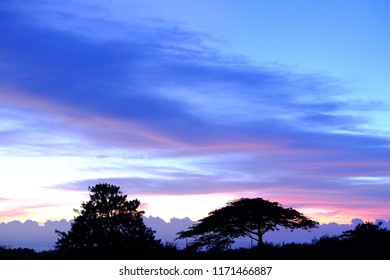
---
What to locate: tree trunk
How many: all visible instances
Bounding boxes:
[256,232,264,249]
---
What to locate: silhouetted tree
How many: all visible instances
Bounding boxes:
[55,183,160,258]
[177,198,318,251]
[340,221,384,240]
[338,221,390,258]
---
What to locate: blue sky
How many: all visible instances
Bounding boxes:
[0,0,389,225]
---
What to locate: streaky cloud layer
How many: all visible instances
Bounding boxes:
[0,1,389,224]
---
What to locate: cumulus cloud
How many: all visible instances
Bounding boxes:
[0,219,70,251]
[2,218,390,251]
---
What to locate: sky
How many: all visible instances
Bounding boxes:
[1,0,390,226]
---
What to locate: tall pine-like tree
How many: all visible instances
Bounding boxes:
[55,183,160,258]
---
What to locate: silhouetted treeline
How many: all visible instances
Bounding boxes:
[0,246,61,259]
[2,185,389,260]
[2,221,390,259]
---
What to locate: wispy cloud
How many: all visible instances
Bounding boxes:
[1,1,389,223]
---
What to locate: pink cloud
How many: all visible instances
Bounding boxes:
[0,203,58,223]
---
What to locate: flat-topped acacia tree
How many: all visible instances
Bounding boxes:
[177,197,318,251]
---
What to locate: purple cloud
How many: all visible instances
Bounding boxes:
[2,218,390,251]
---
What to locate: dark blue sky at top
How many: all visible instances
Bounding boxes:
[1,5,383,145]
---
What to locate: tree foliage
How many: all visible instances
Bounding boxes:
[310,221,390,259]
[177,197,318,251]
[340,221,384,240]
[55,183,160,257]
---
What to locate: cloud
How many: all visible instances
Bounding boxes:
[2,218,390,251]
[0,219,70,251]
[0,3,359,144]
[2,5,387,154]
[0,217,195,251]
[1,1,390,224]
[0,203,60,222]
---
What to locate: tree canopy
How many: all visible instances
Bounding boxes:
[177,197,318,251]
[340,221,385,240]
[55,183,160,257]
